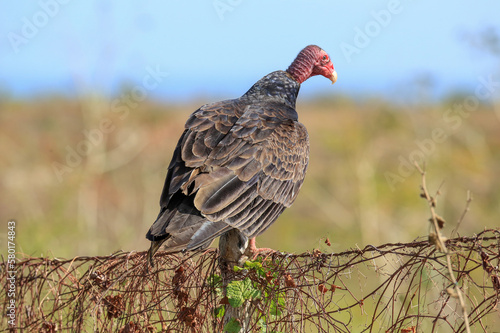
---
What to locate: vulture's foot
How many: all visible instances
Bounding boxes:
[244,237,276,260]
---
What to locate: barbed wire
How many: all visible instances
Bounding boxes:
[2,229,499,332]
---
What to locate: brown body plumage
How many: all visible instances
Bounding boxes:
[146,45,336,265]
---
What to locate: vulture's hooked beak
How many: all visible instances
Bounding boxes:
[330,70,338,84]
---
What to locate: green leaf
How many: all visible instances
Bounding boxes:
[207,274,222,287]
[213,305,225,318]
[233,265,245,272]
[208,274,223,297]
[224,317,241,333]
[246,287,261,300]
[270,292,286,317]
[270,302,281,317]
[244,260,265,277]
[242,277,261,300]
[227,280,246,308]
[244,260,262,270]
[227,277,261,308]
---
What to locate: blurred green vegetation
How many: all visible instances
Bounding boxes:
[1,93,499,258]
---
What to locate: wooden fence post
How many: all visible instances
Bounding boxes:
[218,229,250,332]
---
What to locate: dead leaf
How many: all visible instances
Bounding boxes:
[330,284,343,292]
[318,284,328,293]
[401,326,416,333]
[104,295,124,319]
[492,275,500,293]
[284,273,296,288]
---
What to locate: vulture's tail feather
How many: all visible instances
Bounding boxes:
[146,192,206,267]
[147,240,165,267]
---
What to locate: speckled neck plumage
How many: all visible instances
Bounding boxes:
[242,71,300,110]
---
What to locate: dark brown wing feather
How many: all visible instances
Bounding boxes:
[146,99,309,256]
[188,103,309,245]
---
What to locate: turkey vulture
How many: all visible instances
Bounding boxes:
[146,45,337,266]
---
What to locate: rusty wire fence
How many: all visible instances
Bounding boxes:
[2,228,499,332]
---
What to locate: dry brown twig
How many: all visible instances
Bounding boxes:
[3,167,499,332]
[451,190,473,239]
[414,161,472,333]
[3,228,499,332]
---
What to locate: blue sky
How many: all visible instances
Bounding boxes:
[1,1,499,101]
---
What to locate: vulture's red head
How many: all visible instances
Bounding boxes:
[286,45,337,85]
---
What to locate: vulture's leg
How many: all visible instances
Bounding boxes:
[245,237,276,260]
